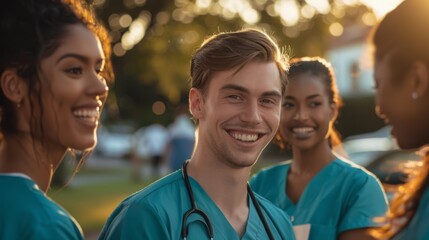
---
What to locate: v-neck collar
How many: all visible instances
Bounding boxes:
[188,176,267,239]
[283,159,339,217]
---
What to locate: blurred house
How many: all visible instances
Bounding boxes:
[327,24,374,97]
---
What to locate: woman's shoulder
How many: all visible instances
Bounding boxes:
[249,160,291,190]
[332,157,378,179]
[329,157,387,200]
[0,175,60,214]
[0,175,83,239]
[327,157,386,194]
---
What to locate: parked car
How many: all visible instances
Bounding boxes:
[95,124,135,159]
[361,149,420,201]
[366,150,420,184]
[335,126,421,201]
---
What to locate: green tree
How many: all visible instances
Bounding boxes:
[93,0,380,126]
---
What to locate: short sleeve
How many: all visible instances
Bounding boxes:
[338,173,388,233]
[27,221,83,240]
[99,202,170,240]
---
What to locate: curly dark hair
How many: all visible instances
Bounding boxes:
[0,0,113,136]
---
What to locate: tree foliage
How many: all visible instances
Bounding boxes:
[93,0,375,126]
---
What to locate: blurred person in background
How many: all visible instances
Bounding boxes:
[250,57,388,240]
[99,28,296,239]
[371,0,429,239]
[131,124,169,180]
[164,104,195,172]
[0,0,113,239]
[138,123,168,179]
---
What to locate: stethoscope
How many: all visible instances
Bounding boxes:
[181,161,274,240]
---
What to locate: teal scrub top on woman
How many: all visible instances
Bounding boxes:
[99,170,296,240]
[392,186,429,240]
[0,174,83,240]
[250,158,388,240]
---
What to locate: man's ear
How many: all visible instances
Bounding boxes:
[412,61,429,98]
[189,88,204,120]
[1,69,27,104]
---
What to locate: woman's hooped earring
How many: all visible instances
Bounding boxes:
[411,91,419,100]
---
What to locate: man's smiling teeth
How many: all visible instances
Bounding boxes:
[73,109,99,121]
[230,131,258,142]
[292,127,314,134]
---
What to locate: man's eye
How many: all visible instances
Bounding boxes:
[228,95,241,100]
[261,99,276,105]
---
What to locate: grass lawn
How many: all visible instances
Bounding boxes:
[49,171,153,234]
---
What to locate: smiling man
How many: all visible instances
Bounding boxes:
[99,29,295,240]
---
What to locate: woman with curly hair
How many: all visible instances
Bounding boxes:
[0,0,113,238]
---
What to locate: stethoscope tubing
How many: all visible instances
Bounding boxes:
[182,161,214,239]
[181,161,274,240]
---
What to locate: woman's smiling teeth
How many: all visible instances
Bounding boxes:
[292,127,314,138]
[73,108,99,122]
[229,131,259,142]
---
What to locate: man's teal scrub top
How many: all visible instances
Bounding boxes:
[0,174,83,240]
[250,158,388,240]
[99,170,296,240]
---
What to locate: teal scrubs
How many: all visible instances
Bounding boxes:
[392,186,429,240]
[0,174,83,240]
[250,158,388,240]
[99,170,296,240]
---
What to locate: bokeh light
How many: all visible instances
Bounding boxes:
[301,4,316,19]
[329,22,344,36]
[104,0,405,57]
[119,14,133,28]
[113,43,126,57]
[152,101,166,115]
[276,0,300,27]
[306,0,330,14]
[360,0,403,18]
[196,0,211,9]
[361,11,377,26]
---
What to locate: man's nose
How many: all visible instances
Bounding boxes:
[240,101,262,124]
